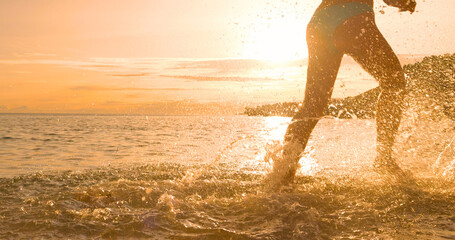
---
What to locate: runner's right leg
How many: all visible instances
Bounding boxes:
[275,29,344,184]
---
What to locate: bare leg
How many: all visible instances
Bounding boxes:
[334,13,406,162]
[268,29,343,186]
[285,47,343,145]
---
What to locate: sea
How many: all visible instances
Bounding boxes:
[1,113,455,239]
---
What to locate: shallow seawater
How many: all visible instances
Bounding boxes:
[0,114,378,177]
[1,114,455,239]
[2,164,455,239]
[0,114,277,177]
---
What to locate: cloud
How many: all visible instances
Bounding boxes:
[0,57,306,81]
[69,86,187,91]
[123,94,144,99]
[169,58,307,71]
[99,101,125,106]
[69,86,107,91]
[160,75,284,82]
[0,59,87,66]
[82,64,120,69]
[0,58,155,74]
[21,53,58,58]
[110,73,149,77]
[8,106,28,112]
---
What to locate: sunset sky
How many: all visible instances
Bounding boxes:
[1,0,454,114]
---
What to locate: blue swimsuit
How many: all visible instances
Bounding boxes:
[308,2,374,53]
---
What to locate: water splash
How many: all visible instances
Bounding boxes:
[3,163,455,239]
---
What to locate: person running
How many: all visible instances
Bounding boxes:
[266,0,417,187]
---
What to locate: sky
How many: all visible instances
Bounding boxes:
[1,0,454,114]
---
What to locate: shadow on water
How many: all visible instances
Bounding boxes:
[1,163,455,239]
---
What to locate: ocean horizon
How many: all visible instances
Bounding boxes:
[0,54,427,115]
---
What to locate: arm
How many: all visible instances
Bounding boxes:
[384,0,416,13]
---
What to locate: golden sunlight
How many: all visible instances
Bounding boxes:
[263,116,291,141]
[241,9,308,61]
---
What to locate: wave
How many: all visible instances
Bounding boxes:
[160,75,284,82]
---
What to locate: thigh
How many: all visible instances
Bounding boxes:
[333,13,405,89]
[294,33,343,119]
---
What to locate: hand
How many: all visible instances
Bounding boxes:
[399,0,416,13]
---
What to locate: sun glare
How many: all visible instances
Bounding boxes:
[263,116,291,141]
[242,11,308,62]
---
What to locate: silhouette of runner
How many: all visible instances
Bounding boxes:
[267,0,416,187]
